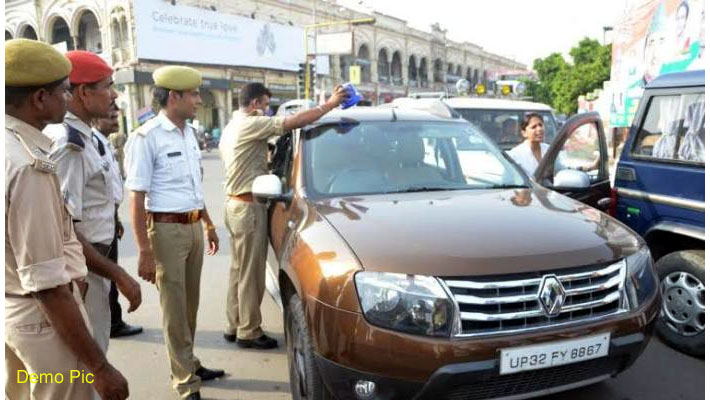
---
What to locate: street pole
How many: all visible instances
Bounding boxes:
[304,17,376,101]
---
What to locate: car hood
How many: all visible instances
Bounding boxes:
[314,187,642,277]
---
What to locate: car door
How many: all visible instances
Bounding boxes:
[533,112,611,209]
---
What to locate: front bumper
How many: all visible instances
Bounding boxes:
[316,331,650,400]
[307,291,659,400]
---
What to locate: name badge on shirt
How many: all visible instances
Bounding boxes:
[167,151,182,158]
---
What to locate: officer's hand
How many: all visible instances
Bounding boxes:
[92,363,129,400]
[138,249,157,284]
[116,220,124,240]
[206,229,219,255]
[117,272,142,312]
[325,85,347,109]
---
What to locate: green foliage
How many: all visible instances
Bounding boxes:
[527,37,611,115]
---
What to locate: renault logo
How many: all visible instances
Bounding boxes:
[538,275,566,316]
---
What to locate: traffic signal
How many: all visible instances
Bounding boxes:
[298,63,307,99]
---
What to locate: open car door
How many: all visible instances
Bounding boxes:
[533,112,611,210]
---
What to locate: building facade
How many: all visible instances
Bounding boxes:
[5,0,527,133]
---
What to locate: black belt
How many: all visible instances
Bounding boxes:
[92,242,112,257]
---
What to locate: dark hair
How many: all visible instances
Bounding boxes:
[520,112,544,131]
[152,86,187,108]
[5,77,67,107]
[238,83,272,108]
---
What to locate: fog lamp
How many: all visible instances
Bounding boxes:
[354,380,376,399]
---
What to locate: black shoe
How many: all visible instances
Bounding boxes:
[236,334,278,349]
[110,322,143,338]
[195,366,225,381]
[185,392,201,400]
[223,333,236,342]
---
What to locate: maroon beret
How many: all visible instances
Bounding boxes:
[66,51,113,84]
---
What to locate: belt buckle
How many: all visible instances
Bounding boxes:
[188,210,200,223]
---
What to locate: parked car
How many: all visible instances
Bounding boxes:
[255,103,660,400]
[611,70,705,357]
[442,97,559,150]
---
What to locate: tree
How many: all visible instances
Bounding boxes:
[527,37,611,115]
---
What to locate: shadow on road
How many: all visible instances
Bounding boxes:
[203,377,290,393]
[115,328,286,351]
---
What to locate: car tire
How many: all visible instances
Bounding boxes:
[285,292,334,400]
[655,250,705,358]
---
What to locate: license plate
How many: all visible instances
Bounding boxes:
[499,333,610,375]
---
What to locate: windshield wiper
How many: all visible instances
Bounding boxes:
[384,186,455,194]
[485,184,529,189]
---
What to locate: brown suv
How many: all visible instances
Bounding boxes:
[253,105,661,400]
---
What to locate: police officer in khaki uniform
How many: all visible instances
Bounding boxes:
[5,38,129,400]
[43,51,142,367]
[108,131,126,179]
[219,83,346,348]
[124,66,222,400]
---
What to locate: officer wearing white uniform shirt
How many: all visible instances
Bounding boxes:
[124,65,222,400]
[93,106,144,338]
[43,51,142,369]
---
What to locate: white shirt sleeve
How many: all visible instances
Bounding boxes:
[51,147,85,221]
[124,134,154,192]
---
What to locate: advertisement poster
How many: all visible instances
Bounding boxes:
[610,0,705,127]
[133,0,305,71]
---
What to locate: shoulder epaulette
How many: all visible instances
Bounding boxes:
[65,125,85,151]
[134,117,160,137]
[8,129,56,174]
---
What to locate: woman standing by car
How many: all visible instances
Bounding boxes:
[507,113,548,176]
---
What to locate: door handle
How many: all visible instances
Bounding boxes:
[287,220,296,229]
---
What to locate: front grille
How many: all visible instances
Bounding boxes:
[443,260,627,336]
[442,356,627,400]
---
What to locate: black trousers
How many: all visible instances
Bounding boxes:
[108,218,123,327]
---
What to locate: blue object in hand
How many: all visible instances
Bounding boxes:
[340,83,362,109]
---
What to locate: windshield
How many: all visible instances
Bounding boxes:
[454,109,558,150]
[303,121,528,198]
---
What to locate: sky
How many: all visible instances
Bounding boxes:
[336,0,631,68]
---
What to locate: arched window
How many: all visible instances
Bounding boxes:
[456,65,462,79]
[419,58,428,86]
[447,63,454,83]
[391,51,402,85]
[111,18,121,48]
[466,67,472,82]
[434,59,443,83]
[20,26,38,40]
[77,11,102,52]
[377,48,390,84]
[357,44,371,83]
[339,54,354,82]
[473,69,479,84]
[50,17,74,50]
[5,31,13,41]
[408,55,417,86]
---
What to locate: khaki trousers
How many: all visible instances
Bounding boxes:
[224,199,268,340]
[5,284,95,400]
[148,220,204,399]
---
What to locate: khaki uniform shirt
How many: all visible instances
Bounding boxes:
[5,115,88,296]
[108,132,126,178]
[44,113,115,245]
[219,110,287,195]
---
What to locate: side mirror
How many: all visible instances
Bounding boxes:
[553,169,590,189]
[252,174,293,203]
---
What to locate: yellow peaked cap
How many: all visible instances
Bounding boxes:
[152,66,202,90]
[5,39,72,87]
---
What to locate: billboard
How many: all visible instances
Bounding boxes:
[133,0,305,71]
[610,0,705,127]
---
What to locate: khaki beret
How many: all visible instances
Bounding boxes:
[5,39,72,87]
[152,66,202,90]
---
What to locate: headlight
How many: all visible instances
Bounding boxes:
[354,272,454,337]
[625,247,658,310]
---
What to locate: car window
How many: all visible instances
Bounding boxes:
[632,92,705,164]
[454,109,557,149]
[303,121,527,197]
[553,123,604,183]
